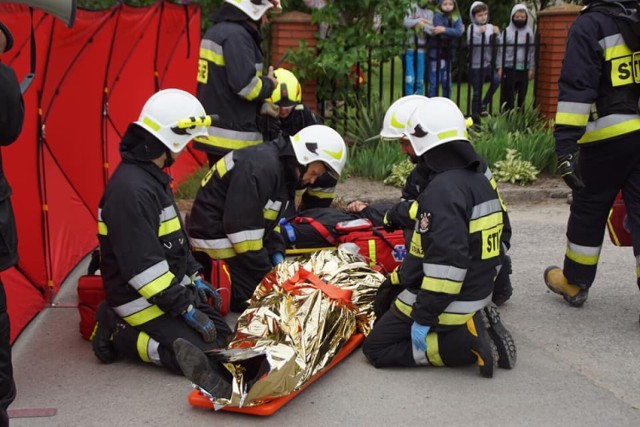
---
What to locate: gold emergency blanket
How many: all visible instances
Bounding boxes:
[204,248,384,409]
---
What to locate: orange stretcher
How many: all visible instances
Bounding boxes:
[187,332,365,416]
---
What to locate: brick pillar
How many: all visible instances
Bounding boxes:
[535,4,583,120]
[270,11,318,112]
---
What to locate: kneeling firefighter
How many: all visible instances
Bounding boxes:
[362,97,516,378]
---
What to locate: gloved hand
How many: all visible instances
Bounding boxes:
[411,321,430,353]
[194,278,222,312]
[270,252,285,266]
[557,153,585,192]
[383,212,399,233]
[182,305,217,343]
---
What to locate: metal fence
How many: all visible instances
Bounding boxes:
[319,28,539,137]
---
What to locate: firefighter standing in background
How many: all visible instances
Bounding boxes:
[194,0,280,166]
[363,98,516,377]
[91,90,232,379]
[258,68,337,215]
[188,125,347,313]
[544,0,640,313]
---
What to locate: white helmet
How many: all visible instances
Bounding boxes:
[405,97,469,156]
[380,95,429,140]
[290,125,347,179]
[135,89,208,153]
[224,0,281,21]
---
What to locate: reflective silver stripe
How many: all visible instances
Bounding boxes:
[599,33,625,54]
[307,186,336,195]
[471,199,503,220]
[238,75,261,98]
[423,263,467,282]
[129,261,170,291]
[147,338,161,366]
[228,228,265,244]
[636,254,640,266]
[113,297,154,318]
[566,241,601,257]
[98,208,104,221]
[264,199,282,211]
[484,167,493,181]
[179,275,192,286]
[557,101,592,115]
[159,205,178,222]
[256,63,263,73]
[584,114,640,133]
[201,39,223,55]
[397,289,490,314]
[206,126,263,143]
[190,237,233,250]
[412,345,429,365]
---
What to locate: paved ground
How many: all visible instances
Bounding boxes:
[8,189,640,426]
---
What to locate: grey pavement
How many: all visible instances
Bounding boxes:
[8,197,640,426]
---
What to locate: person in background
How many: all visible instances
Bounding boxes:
[0,21,24,427]
[91,89,232,377]
[467,1,502,121]
[403,1,436,96]
[193,0,280,166]
[500,3,535,111]
[427,0,463,98]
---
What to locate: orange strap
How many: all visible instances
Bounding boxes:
[282,267,353,306]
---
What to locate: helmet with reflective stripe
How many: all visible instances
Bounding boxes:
[267,68,302,107]
[135,89,208,153]
[405,97,469,156]
[290,125,347,179]
[380,95,429,140]
[224,0,281,21]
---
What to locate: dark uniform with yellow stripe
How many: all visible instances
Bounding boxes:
[188,135,297,311]
[363,141,505,368]
[553,1,640,289]
[194,4,276,164]
[98,126,231,372]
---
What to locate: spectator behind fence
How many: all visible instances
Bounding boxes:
[428,0,463,98]
[403,1,436,96]
[466,1,502,122]
[500,4,535,111]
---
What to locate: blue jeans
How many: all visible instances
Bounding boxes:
[469,66,501,119]
[428,58,451,98]
[404,49,425,95]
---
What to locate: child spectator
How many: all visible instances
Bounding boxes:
[500,4,535,111]
[403,1,436,95]
[467,1,502,121]
[428,0,464,98]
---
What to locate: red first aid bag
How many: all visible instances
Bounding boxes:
[338,227,407,274]
[77,275,106,340]
[607,191,633,247]
[209,259,231,315]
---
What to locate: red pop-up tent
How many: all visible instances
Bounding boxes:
[0,1,205,342]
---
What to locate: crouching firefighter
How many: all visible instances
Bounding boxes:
[188,124,347,312]
[362,98,516,378]
[91,89,232,374]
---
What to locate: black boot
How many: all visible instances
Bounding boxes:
[483,304,517,369]
[468,310,498,378]
[91,302,118,363]
[173,338,232,399]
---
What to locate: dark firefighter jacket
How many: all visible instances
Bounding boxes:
[554,2,640,157]
[194,4,276,158]
[188,135,297,273]
[98,126,200,327]
[391,141,505,329]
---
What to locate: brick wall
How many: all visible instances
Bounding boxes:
[270,11,319,112]
[535,4,583,120]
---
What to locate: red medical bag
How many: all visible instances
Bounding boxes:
[209,259,231,315]
[77,275,106,340]
[607,192,633,247]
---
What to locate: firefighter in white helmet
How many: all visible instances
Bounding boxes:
[91,90,233,392]
[194,0,282,166]
[188,124,347,314]
[363,97,516,378]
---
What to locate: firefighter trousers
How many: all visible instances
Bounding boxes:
[362,310,477,368]
[564,132,640,288]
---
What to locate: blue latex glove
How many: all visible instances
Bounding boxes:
[182,305,217,343]
[194,278,222,311]
[411,322,430,353]
[271,252,285,266]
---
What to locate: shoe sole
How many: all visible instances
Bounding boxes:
[173,338,231,399]
[92,302,117,364]
[484,305,517,369]
[543,266,588,307]
[472,311,498,378]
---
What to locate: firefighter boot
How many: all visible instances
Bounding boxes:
[483,304,516,369]
[173,338,232,400]
[544,266,589,307]
[91,301,118,364]
[467,310,498,378]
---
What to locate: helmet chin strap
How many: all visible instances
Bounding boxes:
[296,163,308,185]
[162,146,176,168]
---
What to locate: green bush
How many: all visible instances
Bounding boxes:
[493,148,539,185]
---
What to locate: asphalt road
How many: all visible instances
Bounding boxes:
[8,198,640,426]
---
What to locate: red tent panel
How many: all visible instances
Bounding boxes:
[0,269,45,344]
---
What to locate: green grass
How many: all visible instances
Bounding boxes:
[174,166,208,200]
